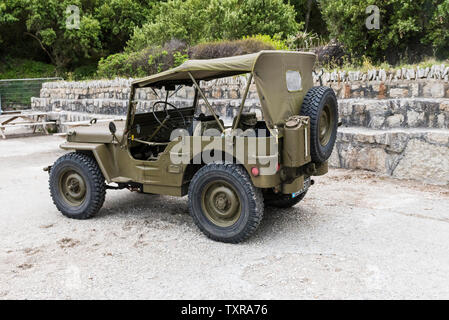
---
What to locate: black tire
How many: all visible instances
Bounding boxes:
[49,152,106,219]
[300,86,338,163]
[188,163,264,243]
[264,189,308,208]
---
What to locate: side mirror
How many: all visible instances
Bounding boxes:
[109,121,117,134]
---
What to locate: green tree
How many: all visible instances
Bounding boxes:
[24,0,102,69]
[127,0,300,50]
[427,0,449,59]
[95,0,155,54]
[286,0,327,35]
[224,0,299,39]
[0,0,157,70]
[319,0,440,64]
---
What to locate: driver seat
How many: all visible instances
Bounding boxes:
[190,114,223,136]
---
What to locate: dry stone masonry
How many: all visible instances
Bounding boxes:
[31,64,449,184]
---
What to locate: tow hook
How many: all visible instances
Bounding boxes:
[43,165,52,173]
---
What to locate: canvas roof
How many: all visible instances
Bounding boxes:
[132,51,317,126]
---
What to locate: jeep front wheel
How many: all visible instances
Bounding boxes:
[188,163,264,243]
[49,152,106,219]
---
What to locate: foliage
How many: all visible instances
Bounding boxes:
[0,0,155,69]
[286,0,327,35]
[2,0,449,80]
[223,0,299,40]
[190,36,286,60]
[0,57,56,79]
[97,40,189,79]
[95,0,154,53]
[319,0,446,64]
[286,31,327,50]
[242,35,289,51]
[127,0,300,51]
[98,35,286,79]
[426,0,449,59]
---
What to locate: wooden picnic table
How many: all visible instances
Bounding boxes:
[0,111,52,139]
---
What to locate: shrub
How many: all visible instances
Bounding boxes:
[97,40,189,79]
[242,35,289,51]
[313,40,348,68]
[286,31,327,50]
[189,36,287,60]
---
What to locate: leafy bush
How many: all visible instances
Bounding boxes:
[97,40,189,79]
[313,40,348,68]
[190,36,288,60]
[242,35,289,51]
[127,0,299,51]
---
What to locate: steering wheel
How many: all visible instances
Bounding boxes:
[151,100,186,129]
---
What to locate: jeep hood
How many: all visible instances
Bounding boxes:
[67,120,125,144]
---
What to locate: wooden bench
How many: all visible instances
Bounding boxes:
[0,112,54,139]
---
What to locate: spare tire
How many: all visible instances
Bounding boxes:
[300,87,338,163]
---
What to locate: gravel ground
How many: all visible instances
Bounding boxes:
[1,135,449,299]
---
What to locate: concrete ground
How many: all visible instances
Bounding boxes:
[1,135,449,299]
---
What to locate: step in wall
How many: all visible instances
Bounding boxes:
[330,128,449,185]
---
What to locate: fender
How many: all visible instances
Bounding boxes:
[60,142,117,183]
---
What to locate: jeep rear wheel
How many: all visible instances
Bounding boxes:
[49,152,106,219]
[300,86,338,163]
[188,163,264,243]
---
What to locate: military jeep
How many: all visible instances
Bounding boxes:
[46,51,338,243]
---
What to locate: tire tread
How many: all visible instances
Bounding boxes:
[188,162,263,243]
[49,152,106,219]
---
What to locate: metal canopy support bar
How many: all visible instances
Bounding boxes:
[188,72,225,133]
[233,73,253,131]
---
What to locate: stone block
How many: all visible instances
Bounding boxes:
[386,114,404,128]
[392,139,449,184]
[407,110,424,127]
[389,88,409,98]
[423,82,445,98]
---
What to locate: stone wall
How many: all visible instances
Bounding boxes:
[31,71,449,185]
[31,77,261,120]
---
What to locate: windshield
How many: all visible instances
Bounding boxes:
[135,85,195,115]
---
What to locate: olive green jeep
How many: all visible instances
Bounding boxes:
[46,51,338,243]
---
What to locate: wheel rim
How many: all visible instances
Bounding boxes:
[201,180,241,227]
[58,169,87,206]
[319,103,333,146]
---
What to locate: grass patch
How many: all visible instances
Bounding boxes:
[0,57,57,80]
